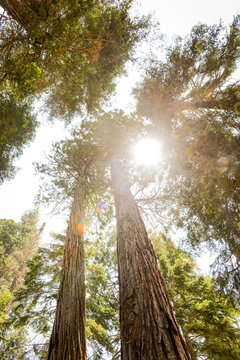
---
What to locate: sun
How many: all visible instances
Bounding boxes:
[133,138,161,166]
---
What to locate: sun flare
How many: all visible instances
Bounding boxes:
[134,138,161,166]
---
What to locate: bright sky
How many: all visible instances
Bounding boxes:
[0,0,239,246]
[139,0,239,37]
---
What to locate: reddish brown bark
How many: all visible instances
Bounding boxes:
[47,184,87,360]
[111,158,191,360]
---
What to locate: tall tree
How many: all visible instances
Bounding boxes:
[134,17,240,300]
[12,227,119,359]
[42,112,190,359]
[111,157,190,360]
[35,127,108,359]
[47,182,87,359]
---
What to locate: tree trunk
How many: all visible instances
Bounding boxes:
[111,158,191,360]
[0,0,48,27]
[47,183,87,360]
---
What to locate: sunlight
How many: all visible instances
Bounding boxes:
[133,138,161,166]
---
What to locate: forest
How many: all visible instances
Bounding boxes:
[0,0,240,359]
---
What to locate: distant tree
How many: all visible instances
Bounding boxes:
[0,209,40,292]
[0,209,41,359]
[134,16,240,300]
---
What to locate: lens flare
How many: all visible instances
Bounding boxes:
[77,222,86,233]
[134,138,161,166]
[95,201,107,213]
[216,157,229,174]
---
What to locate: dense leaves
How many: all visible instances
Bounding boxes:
[0,209,39,290]
[35,110,142,212]
[0,0,148,184]
[0,210,40,359]
[1,8,240,358]
[134,17,240,299]
[0,95,37,183]
[6,228,240,359]
[11,226,119,360]
[0,0,149,117]
[152,233,240,360]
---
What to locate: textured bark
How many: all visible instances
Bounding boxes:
[47,184,87,360]
[0,0,48,33]
[111,158,191,360]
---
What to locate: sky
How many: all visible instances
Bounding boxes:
[0,0,239,249]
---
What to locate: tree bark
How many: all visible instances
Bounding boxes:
[47,183,87,360]
[111,158,191,360]
[0,0,48,31]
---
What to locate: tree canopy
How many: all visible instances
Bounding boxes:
[152,233,240,360]
[0,0,148,183]
[0,5,240,359]
[134,16,240,301]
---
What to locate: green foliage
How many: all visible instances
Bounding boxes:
[0,285,11,323]
[0,0,148,184]
[135,16,240,118]
[11,225,119,359]
[8,226,240,359]
[0,209,39,288]
[0,94,37,183]
[0,0,149,118]
[12,234,64,337]
[85,228,119,358]
[134,16,240,300]
[0,327,30,360]
[35,123,109,210]
[35,110,143,212]
[151,233,240,360]
[0,210,40,359]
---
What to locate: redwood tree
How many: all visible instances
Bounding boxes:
[36,128,107,359]
[134,17,240,302]
[111,157,191,360]
[47,181,86,359]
